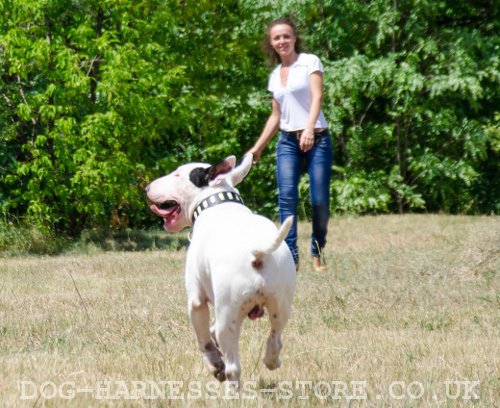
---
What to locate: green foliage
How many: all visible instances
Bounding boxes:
[313,0,499,214]
[0,0,498,237]
[330,166,425,214]
[0,0,269,234]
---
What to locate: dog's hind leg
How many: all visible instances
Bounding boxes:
[189,299,226,382]
[263,298,291,370]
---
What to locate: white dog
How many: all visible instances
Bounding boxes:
[146,153,296,384]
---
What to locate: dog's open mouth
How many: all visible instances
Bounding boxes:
[150,200,181,226]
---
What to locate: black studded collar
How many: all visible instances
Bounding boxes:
[192,191,244,223]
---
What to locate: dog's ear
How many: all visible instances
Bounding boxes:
[207,156,236,186]
[189,156,236,188]
[228,153,253,187]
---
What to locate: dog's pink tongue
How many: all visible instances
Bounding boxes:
[248,305,265,320]
[150,203,176,218]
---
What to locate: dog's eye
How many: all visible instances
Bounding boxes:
[159,200,177,210]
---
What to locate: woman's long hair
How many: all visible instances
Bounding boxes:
[261,17,303,66]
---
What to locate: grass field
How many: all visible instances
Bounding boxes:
[0,215,498,407]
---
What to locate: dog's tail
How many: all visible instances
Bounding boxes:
[250,216,293,269]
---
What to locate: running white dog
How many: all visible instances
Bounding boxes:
[146,153,295,384]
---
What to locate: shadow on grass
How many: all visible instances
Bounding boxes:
[0,223,190,256]
[80,229,190,252]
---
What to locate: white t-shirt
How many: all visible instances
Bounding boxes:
[267,53,328,132]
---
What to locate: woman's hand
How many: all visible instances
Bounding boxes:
[299,129,315,152]
[248,148,262,164]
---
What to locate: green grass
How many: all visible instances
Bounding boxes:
[0,215,498,406]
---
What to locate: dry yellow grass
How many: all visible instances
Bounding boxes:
[0,215,498,407]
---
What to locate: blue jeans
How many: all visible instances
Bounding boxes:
[276,130,334,264]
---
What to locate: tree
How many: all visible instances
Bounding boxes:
[0,0,271,235]
[0,0,498,240]
[305,0,499,213]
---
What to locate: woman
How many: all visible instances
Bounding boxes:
[248,18,333,272]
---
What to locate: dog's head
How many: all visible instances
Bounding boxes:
[146,154,253,231]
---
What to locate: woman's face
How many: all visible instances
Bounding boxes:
[269,23,296,60]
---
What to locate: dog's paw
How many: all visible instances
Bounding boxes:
[204,357,226,382]
[214,361,227,382]
[203,343,226,381]
[214,367,227,382]
[263,357,281,370]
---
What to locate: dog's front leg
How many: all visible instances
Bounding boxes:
[188,299,226,382]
